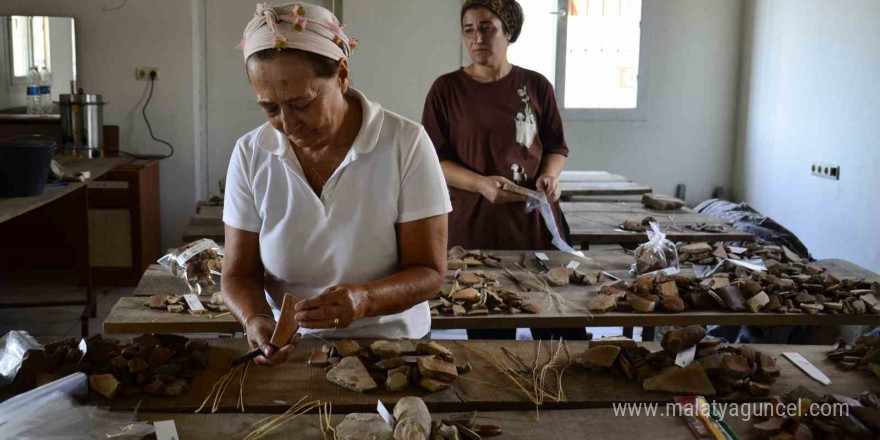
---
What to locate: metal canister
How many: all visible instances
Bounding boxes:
[59,93,106,158]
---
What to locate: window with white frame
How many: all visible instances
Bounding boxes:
[8,16,51,80]
[506,0,646,119]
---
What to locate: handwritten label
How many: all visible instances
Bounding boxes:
[183,294,206,314]
[377,400,395,429]
[566,260,581,270]
[154,420,180,440]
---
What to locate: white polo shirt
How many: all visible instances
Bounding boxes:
[223,89,452,339]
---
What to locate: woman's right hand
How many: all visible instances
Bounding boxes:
[478,176,529,204]
[245,315,300,366]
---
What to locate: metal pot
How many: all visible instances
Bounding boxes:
[59,93,106,158]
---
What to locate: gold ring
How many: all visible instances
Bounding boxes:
[333,317,340,329]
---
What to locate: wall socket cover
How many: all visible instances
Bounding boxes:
[811,162,840,180]
[135,67,160,81]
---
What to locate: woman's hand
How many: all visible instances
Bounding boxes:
[294,285,370,329]
[478,176,529,204]
[536,173,561,202]
[245,315,300,366]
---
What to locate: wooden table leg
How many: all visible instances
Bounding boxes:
[622,327,633,338]
[72,187,94,336]
[641,326,656,342]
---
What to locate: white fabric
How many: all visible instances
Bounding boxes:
[223,89,452,339]
[240,2,351,61]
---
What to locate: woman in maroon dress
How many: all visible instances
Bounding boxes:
[422,0,585,341]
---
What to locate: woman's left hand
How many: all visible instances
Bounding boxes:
[294,284,370,329]
[536,173,561,202]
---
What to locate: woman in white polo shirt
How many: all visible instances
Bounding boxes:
[223,3,451,366]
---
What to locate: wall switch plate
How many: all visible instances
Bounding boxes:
[135,67,160,81]
[811,162,840,180]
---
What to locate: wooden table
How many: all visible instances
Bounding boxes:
[561,201,755,245]
[558,170,652,200]
[138,408,761,440]
[100,338,880,414]
[0,156,129,337]
[196,204,222,219]
[103,251,880,335]
[181,216,224,244]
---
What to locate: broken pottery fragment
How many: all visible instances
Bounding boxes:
[336,413,393,440]
[577,345,621,369]
[418,357,458,383]
[661,325,706,354]
[642,363,716,396]
[419,378,450,392]
[546,267,570,287]
[626,294,656,313]
[393,396,432,440]
[589,336,638,349]
[89,374,121,400]
[714,285,746,311]
[336,340,361,358]
[747,291,770,313]
[386,372,409,392]
[327,356,379,393]
[417,341,452,358]
[642,193,685,210]
[149,294,168,309]
[588,295,618,313]
[451,288,481,303]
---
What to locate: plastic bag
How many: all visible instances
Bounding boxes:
[158,238,224,295]
[0,373,154,440]
[0,330,41,387]
[632,222,680,275]
[523,189,583,256]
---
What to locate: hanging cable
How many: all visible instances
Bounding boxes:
[119,71,174,159]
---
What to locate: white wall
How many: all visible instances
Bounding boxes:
[734,0,880,272]
[343,0,463,122]
[344,0,742,206]
[0,1,197,251]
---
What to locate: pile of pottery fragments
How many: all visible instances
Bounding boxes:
[145,291,228,314]
[588,242,880,316]
[828,335,880,377]
[32,334,208,400]
[576,329,780,397]
[312,339,470,394]
[752,387,880,440]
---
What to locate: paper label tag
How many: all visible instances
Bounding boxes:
[175,239,213,266]
[183,294,206,313]
[535,253,549,261]
[675,345,697,368]
[566,260,581,270]
[154,420,180,440]
[377,400,395,429]
[783,352,831,386]
[727,246,748,254]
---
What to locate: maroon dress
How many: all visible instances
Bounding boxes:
[422,65,569,250]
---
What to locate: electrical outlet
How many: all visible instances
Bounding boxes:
[135,67,160,81]
[811,162,840,180]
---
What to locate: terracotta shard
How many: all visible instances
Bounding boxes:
[546,267,571,286]
[627,294,656,313]
[336,340,361,358]
[721,355,751,379]
[148,294,168,309]
[642,363,715,395]
[326,356,379,393]
[458,272,481,285]
[748,380,771,396]
[641,193,685,210]
[520,301,541,314]
[747,291,770,313]
[714,285,746,311]
[661,325,706,353]
[589,336,638,349]
[417,341,452,357]
[270,293,300,347]
[418,357,458,383]
[451,288,481,303]
[385,372,409,392]
[89,373,121,400]
[588,295,618,313]
[308,349,330,367]
[577,345,621,369]
[418,377,450,392]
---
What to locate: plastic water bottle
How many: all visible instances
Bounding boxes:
[26,66,41,115]
[39,66,53,114]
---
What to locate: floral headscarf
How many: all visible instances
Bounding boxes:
[239,2,358,61]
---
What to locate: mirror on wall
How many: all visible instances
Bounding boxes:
[0,16,77,115]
